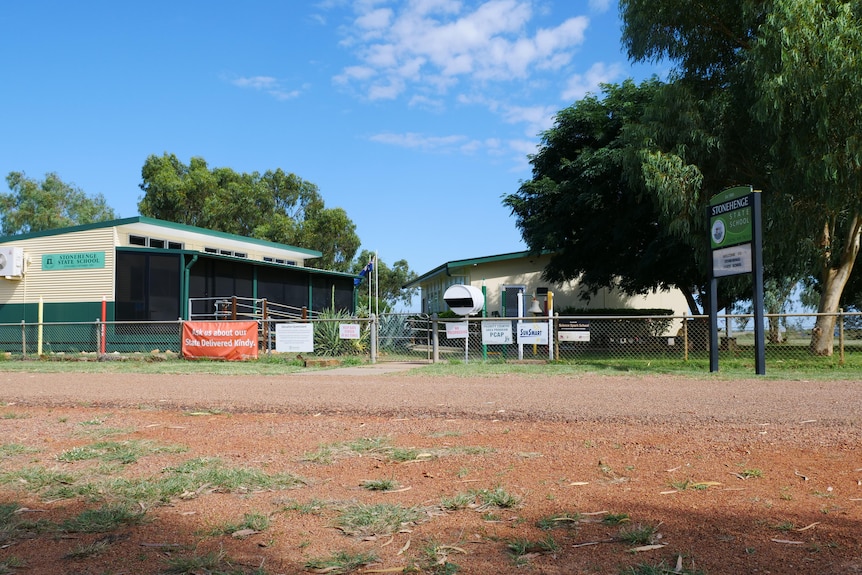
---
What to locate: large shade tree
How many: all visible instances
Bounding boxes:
[504,79,706,313]
[138,153,360,272]
[621,0,862,355]
[1,172,116,235]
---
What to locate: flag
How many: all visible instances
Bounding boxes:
[354,258,374,286]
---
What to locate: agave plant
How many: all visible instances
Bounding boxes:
[313,308,369,356]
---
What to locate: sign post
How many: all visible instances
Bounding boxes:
[708,185,765,374]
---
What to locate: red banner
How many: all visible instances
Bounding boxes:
[182,321,259,361]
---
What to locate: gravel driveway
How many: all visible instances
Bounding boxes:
[2,364,859,426]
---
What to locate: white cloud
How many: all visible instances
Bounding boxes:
[336,1,589,99]
[588,0,612,12]
[561,61,623,101]
[369,131,470,151]
[229,75,302,101]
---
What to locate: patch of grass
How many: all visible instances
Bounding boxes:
[537,512,581,530]
[78,417,110,426]
[603,512,631,525]
[507,534,559,566]
[616,523,659,545]
[74,426,136,438]
[0,443,38,459]
[203,512,271,537]
[738,468,763,479]
[388,447,424,462]
[440,492,474,511]
[361,477,399,491]
[304,550,378,574]
[58,503,146,533]
[1,411,29,420]
[620,559,706,574]
[0,466,78,493]
[161,457,307,494]
[335,502,426,537]
[162,548,229,574]
[773,520,795,532]
[0,556,25,573]
[56,439,188,464]
[471,486,522,509]
[64,538,113,559]
[280,498,329,515]
[419,540,465,575]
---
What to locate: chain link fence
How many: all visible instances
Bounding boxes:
[0,312,860,368]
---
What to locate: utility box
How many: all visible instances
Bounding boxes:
[443,284,485,316]
[0,247,24,278]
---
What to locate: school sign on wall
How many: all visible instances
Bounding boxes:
[42,251,105,271]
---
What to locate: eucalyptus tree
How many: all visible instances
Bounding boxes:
[138,153,360,271]
[504,79,707,314]
[621,0,862,355]
[1,172,116,235]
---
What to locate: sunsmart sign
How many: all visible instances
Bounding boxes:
[709,186,753,277]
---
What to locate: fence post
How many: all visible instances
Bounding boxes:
[370,313,377,364]
[683,313,689,362]
[432,313,439,363]
[95,318,102,356]
[839,308,845,365]
[21,320,25,356]
[262,299,269,354]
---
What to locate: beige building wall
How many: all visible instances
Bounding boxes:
[0,228,116,304]
[421,253,690,323]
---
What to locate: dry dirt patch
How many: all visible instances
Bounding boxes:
[0,370,860,574]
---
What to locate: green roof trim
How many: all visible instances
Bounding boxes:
[405,249,549,288]
[0,216,323,257]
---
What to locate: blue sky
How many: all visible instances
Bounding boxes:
[0,0,663,300]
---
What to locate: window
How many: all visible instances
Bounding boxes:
[129,235,146,246]
[115,252,181,321]
[168,241,183,250]
[149,238,165,249]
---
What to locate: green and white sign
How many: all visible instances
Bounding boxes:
[709,186,752,249]
[42,251,105,271]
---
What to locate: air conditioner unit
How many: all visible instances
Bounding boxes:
[0,247,24,277]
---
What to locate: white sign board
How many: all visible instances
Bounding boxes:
[518,321,548,345]
[713,243,753,277]
[339,323,361,340]
[559,330,590,342]
[558,319,590,342]
[275,323,314,352]
[445,321,469,339]
[482,320,513,344]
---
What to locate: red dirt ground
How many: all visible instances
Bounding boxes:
[0,367,860,574]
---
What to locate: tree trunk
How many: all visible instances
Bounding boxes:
[767,316,784,344]
[810,215,862,355]
[681,288,701,316]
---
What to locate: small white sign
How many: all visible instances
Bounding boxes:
[713,243,753,277]
[275,323,314,352]
[482,320,513,344]
[518,321,548,345]
[339,323,361,340]
[559,331,590,342]
[445,321,469,339]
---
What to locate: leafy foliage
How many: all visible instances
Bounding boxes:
[1,172,116,235]
[138,153,360,271]
[504,80,702,312]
